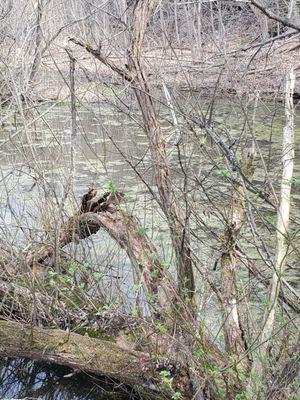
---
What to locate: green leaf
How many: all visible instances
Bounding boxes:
[124,192,132,201]
[262,298,270,309]
[145,292,155,302]
[133,284,142,292]
[81,263,89,272]
[159,370,170,379]
[249,193,259,201]
[265,214,276,224]
[150,252,158,260]
[132,307,139,317]
[198,135,206,146]
[291,177,300,186]
[59,276,67,284]
[95,306,104,316]
[107,179,116,193]
[209,367,222,379]
[172,392,182,399]
[151,269,159,279]
[93,272,104,280]
[162,260,170,270]
[136,227,147,237]
[213,156,223,163]
[155,322,167,333]
[218,168,230,178]
[68,263,78,275]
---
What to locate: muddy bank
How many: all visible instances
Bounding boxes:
[30,31,300,103]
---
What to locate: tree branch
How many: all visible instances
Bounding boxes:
[68,37,133,82]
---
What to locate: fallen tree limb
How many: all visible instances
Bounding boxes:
[0,280,91,327]
[0,280,61,323]
[0,319,173,399]
[22,189,173,314]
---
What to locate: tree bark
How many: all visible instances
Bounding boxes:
[29,0,44,84]
[248,67,296,394]
[220,149,255,372]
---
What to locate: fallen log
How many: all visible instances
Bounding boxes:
[0,319,174,399]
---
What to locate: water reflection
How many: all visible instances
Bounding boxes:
[0,357,137,399]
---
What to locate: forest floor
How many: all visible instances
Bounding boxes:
[35,28,300,102]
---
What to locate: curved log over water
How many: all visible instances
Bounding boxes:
[0,319,174,399]
[21,188,174,314]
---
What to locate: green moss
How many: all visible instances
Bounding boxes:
[74,327,114,342]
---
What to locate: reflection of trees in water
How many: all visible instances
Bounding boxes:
[0,357,136,399]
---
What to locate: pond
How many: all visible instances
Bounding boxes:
[0,91,299,398]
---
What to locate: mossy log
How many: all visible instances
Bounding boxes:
[0,319,173,399]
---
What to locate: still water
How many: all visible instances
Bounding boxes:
[0,357,136,399]
[0,94,299,398]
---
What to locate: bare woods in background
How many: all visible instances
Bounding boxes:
[1,0,300,102]
[0,1,299,400]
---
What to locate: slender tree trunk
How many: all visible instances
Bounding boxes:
[220,149,255,372]
[29,0,44,84]
[66,48,77,191]
[248,67,295,394]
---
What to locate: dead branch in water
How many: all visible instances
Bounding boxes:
[21,188,174,314]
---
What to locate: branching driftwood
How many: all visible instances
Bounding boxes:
[23,189,173,314]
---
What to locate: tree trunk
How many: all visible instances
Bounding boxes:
[220,149,255,372]
[29,0,44,84]
[69,0,196,302]
[248,67,296,394]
